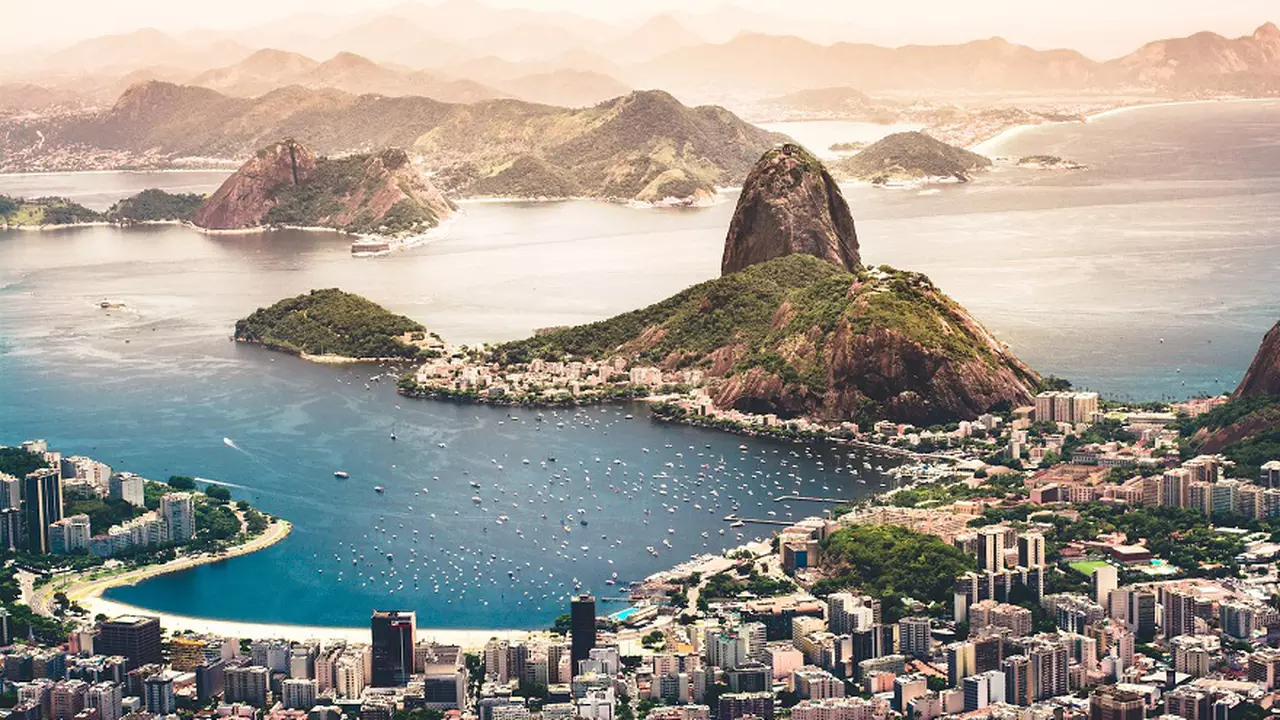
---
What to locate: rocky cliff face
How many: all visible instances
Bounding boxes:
[1235,320,1280,397]
[193,138,315,230]
[193,140,453,236]
[721,143,860,275]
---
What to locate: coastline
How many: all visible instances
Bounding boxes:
[77,597,532,647]
[31,519,293,622]
[970,96,1276,155]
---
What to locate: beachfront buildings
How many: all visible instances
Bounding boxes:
[370,611,416,688]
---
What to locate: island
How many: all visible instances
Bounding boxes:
[0,195,102,228]
[104,188,206,223]
[193,139,455,252]
[1016,154,1089,170]
[836,130,993,185]
[233,288,443,362]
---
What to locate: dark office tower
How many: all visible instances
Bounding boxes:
[371,611,416,687]
[23,468,63,554]
[95,615,162,668]
[570,595,596,675]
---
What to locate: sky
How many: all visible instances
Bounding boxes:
[6,0,1277,59]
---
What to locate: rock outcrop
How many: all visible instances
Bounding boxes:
[1235,320,1280,398]
[721,143,860,276]
[193,139,316,230]
[193,140,453,236]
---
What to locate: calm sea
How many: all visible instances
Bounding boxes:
[0,101,1277,628]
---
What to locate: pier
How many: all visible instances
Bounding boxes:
[772,494,849,503]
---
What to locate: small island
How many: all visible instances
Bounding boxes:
[1,189,208,229]
[234,288,443,362]
[836,130,992,185]
[0,195,103,228]
[1016,154,1089,170]
[105,188,206,223]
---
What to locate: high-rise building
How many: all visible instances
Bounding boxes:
[1165,687,1212,720]
[86,682,122,720]
[159,493,195,543]
[1002,655,1032,706]
[897,618,931,658]
[0,475,21,510]
[0,508,21,552]
[1026,637,1069,701]
[1017,533,1046,568]
[49,515,91,555]
[142,676,174,715]
[225,665,270,706]
[1162,588,1199,639]
[976,527,1006,572]
[962,670,1004,712]
[570,595,596,675]
[94,616,161,669]
[52,680,89,720]
[1090,686,1144,720]
[1247,648,1280,690]
[1093,566,1117,608]
[24,468,64,554]
[371,611,416,687]
[107,474,144,508]
[282,679,317,710]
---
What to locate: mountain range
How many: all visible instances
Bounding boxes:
[5,9,1280,112]
[18,83,781,202]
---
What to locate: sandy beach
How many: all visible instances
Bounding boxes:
[78,596,532,648]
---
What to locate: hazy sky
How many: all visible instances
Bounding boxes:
[9,0,1278,58]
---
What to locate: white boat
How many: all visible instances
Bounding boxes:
[334,471,349,479]
[374,486,385,493]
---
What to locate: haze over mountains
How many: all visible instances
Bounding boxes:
[3,0,1279,114]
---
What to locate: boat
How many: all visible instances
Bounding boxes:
[374,486,385,493]
[472,496,482,503]
[730,520,745,528]
[334,471,349,479]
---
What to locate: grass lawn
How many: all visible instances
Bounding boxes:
[1068,559,1110,577]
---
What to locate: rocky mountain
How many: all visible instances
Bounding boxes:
[837,131,991,183]
[193,139,453,236]
[721,144,859,275]
[1109,23,1280,90]
[1235,320,1280,398]
[495,149,1038,425]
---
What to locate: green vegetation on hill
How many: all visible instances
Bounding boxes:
[0,195,102,227]
[496,254,843,365]
[106,188,205,222]
[0,447,49,477]
[702,567,795,598]
[495,254,1035,424]
[814,524,975,621]
[1178,394,1280,479]
[235,288,433,359]
[838,131,991,183]
[260,154,443,235]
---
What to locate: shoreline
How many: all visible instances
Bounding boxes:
[78,597,533,647]
[33,519,292,621]
[970,96,1276,154]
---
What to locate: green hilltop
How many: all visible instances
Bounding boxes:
[494,254,1038,425]
[234,289,438,360]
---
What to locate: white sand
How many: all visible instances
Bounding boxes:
[80,596,532,648]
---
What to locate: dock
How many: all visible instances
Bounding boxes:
[772,494,850,503]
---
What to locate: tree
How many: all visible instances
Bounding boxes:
[167,476,196,490]
[205,485,232,504]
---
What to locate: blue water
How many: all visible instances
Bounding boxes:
[1,100,1278,628]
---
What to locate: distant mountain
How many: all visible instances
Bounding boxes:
[591,14,704,62]
[41,28,253,75]
[193,139,453,236]
[1108,22,1280,91]
[466,23,594,63]
[30,83,779,203]
[0,83,87,112]
[837,132,992,183]
[636,33,1098,95]
[189,50,320,98]
[496,70,631,108]
[189,51,505,103]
